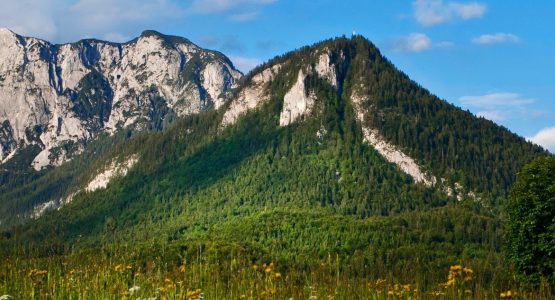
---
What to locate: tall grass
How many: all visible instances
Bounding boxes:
[1,242,552,299]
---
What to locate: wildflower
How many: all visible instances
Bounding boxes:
[274,272,282,279]
[186,288,203,300]
[252,264,258,271]
[129,285,140,294]
[375,278,387,287]
[500,290,514,298]
[450,265,463,272]
[120,296,129,300]
[179,265,186,273]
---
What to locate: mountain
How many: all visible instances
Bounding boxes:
[0,34,550,293]
[0,28,241,170]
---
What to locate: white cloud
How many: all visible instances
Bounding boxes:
[229,56,261,73]
[472,33,520,44]
[228,11,260,22]
[390,33,432,52]
[460,92,534,110]
[413,0,486,26]
[388,33,453,52]
[189,0,275,14]
[528,126,555,153]
[460,92,537,123]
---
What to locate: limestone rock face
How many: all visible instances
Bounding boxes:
[0,28,241,169]
[221,64,281,126]
[279,70,316,126]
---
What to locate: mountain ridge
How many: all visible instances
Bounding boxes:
[0,28,241,170]
[0,33,547,239]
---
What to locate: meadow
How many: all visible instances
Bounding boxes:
[1,242,552,299]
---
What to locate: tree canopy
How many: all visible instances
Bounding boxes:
[506,155,555,287]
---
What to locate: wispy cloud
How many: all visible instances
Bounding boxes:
[475,110,505,122]
[413,0,486,26]
[460,92,534,109]
[229,56,261,73]
[102,32,131,43]
[188,0,276,14]
[387,33,453,52]
[0,0,59,40]
[389,33,431,52]
[472,33,520,44]
[459,92,537,122]
[0,0,181,42]
[228,11,260,22]
[220,36,245,52]
[527,126,555,153]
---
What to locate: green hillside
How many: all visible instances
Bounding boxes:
[0,36,550,299]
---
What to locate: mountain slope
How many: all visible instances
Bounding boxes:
[0,28,241,170]
[1,36,549,289]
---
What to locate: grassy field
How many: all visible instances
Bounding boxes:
[1,243,552,299]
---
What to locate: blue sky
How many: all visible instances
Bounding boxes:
[1,0,554,151]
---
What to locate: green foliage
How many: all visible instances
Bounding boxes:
[506,156,555,287]
[0,36,549,297]
[72,69,113,129]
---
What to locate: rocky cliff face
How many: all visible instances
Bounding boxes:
[0,28,241,170]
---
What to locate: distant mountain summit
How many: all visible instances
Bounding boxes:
[0,28,241,169]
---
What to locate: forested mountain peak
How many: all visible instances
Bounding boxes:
[222,35,545,199]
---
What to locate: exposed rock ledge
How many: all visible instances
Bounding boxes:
[86,155,139,192]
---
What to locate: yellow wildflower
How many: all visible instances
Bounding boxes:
[450,265,463,271]
[500,290,514,298]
